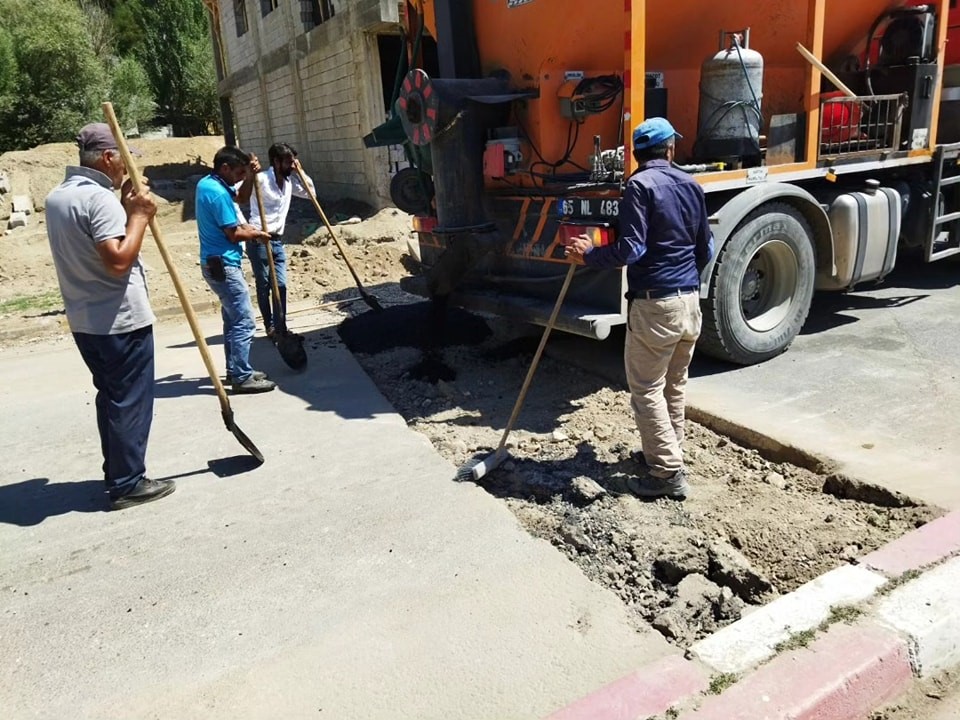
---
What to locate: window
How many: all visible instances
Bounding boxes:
[234,0,248,36]
[261,0,279,17]
[303,0,335,30]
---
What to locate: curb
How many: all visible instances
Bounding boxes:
[544,510,960,719]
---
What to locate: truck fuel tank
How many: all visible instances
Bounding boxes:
[827,180,901,289]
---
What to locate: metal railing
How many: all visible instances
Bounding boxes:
[818,93,906,160]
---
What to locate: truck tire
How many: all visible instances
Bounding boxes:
[700,203,816,365]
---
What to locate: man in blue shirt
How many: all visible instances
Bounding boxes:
[196,146,276,393]
[563,118,714,500]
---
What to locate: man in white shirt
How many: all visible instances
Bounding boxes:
[246,143,315,340]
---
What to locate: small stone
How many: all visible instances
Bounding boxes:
[7,211,27,229]
[11,195,31,214]
[652,610,685,640]
[593,425,611,440]
[439,438,468,457]
[764,471,787,489]
[551,429,569,442]
[560,521,595,554]
[436,380,457,399]
[570,476,606,503]
[840,544,860,561]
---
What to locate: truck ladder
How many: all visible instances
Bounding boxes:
[927,142,960,262]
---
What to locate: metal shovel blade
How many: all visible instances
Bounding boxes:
[222,409,265,464]
[275,330,307,370]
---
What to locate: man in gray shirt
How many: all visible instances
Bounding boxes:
[46,123,174,510]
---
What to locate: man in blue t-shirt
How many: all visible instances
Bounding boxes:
[562,118,714,501]
[196,146,276,393]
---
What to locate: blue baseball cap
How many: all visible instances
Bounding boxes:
[632,117,682,151]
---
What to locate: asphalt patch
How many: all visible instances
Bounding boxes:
[408,352,457,382]
[337,301,491,354]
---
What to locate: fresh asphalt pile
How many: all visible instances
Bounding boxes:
[340,302,939,646]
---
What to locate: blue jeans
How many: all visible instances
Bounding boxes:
[73,325,154,499]
[246,236,287,333]
[202,264,256,383]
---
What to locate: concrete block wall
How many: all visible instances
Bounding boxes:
[215,0,400,207]
[232,81,268,157]
[220,0,260,77]
[264,67,299,145]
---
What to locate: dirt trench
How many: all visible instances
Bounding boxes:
[340,304,939,647]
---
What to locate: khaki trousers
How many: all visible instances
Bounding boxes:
[624,292,702,477]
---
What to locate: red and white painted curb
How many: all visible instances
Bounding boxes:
[546,510,960,720]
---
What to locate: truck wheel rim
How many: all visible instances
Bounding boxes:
[740,239,799,332]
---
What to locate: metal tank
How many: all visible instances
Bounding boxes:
[694,29,764,165]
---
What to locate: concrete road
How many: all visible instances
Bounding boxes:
[688,258,960,509]
[0,311,672,720]
[548,257,960,510]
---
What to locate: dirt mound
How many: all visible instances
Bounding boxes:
[344,329,939,647]
[0,134,416,346]
[0,136,226,220]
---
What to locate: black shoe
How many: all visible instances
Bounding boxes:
[110,477,176,511]
[626,469,690,501]
[225,370,268,385]
[631,449,648,468]
[232,376,277,393]
[266,326,277,343]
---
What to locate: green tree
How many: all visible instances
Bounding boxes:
[0,0,106,151]
[122,0,218,133]
[0,27,17,115]
[109,55,156,131]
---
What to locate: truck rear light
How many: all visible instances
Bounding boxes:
[558,223,614,247]
[413,215,437,233]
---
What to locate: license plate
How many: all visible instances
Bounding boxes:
[557,197,621,220]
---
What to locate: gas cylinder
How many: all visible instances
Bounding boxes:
[694,29,764,165]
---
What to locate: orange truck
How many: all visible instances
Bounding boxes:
[381,0,960,365]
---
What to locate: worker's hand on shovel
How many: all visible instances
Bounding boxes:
[561,233,594,264]
[239,224,272,244]
[247,153,262,176]
[120,182,158,222]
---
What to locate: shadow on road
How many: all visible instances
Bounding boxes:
[0,478,106,525]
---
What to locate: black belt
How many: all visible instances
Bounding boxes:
[628,286,699,300]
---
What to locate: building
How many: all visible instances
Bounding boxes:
[206,0,409,207]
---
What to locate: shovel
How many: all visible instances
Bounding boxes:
[455,261,577,482]
[252,179,307,370]
[293,164,384,313]
[102,102,264,464]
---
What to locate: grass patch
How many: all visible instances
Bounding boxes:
[826,604,863,625]
[774,628,817,653]
[0,291,62,315]
[708,672,738,695]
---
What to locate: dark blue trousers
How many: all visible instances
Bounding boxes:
[73,326,155,499]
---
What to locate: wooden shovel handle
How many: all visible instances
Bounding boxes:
[796,43,857,98]
[252,179,285,323]
[101,102,232,415]
[293,164,365,288]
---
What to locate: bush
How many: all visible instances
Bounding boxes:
[0,0,106,151]
[110,56,156,132]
